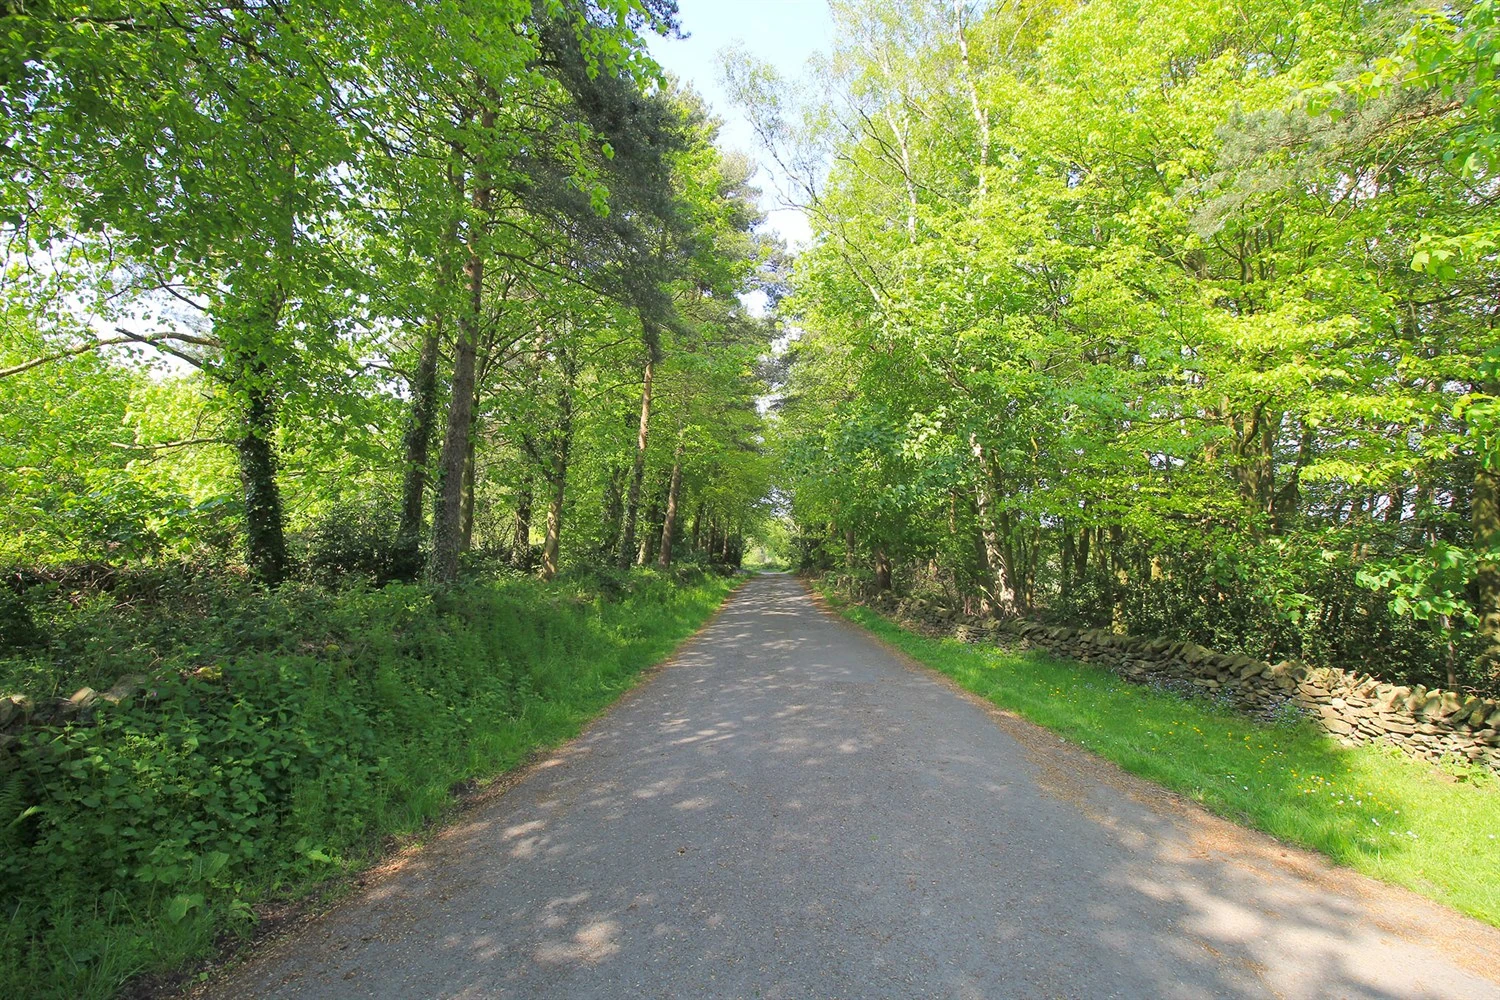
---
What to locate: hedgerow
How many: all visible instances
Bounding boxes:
[0,568,734,1000]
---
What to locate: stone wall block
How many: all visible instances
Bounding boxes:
[880,600,1497,774]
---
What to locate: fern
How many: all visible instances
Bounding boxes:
[0,764,30,857]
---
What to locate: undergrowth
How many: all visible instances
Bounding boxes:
[0,568,737,999]
[823,591,1500,927]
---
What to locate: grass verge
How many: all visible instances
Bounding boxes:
[822,590,1500,927]
[1,568,738,1000]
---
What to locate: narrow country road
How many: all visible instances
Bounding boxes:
[201,574,1500,1000]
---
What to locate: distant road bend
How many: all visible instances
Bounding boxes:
[202,574,1500,1000]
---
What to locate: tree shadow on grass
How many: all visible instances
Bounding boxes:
[844,598,1500,907]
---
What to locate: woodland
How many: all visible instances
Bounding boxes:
[745,0,1500,694]
[1,0,776,600]
[1,0,1499,996]
[0,1,773,995]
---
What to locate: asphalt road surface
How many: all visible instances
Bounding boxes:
[200,573,1500,999]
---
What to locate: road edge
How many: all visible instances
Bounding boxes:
[798,575,1500,983]
[166,573,754,1000]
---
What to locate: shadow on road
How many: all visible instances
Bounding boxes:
[202,575,1500,1000]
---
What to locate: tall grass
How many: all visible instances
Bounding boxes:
[0,569,737,999]
[827,595,1500,926]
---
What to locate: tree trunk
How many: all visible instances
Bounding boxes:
[510,481,533,571]
[1229,402,1277,533]
[1476,422,1500,678]
[601,464,624,558]
[870,45,919,240]
[1075,525,1091,581]
[953,0,990,199]
[617,350,654,570]
[429,112,493,584]
[658,436,684,568]
[540,359,575,582]
[1443,620,1458,690]
[690,502,705,552]
[1024,523,1040,609]
[637,481,663,566]
[428,283,480,581]
[970,518,991,594]
[462,374,483,553]
[395,187,460,581]
[236,373,289,586]
[395,319,442,579]
[874,546,892,592]
[996,507,1022,612]
[1109,525,1128,630]
[460,426,477,553]
[1271,421,1314,535]
[1060,527,1075,602]
[1384,486,1406,525]
[227,288,290,586]
[541,471,567,582]
[970,435,1017,616]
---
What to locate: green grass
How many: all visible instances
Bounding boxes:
[1,569,739,1000]
[824,593,1500,927]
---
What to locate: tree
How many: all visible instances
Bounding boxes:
[752,0,1500,690]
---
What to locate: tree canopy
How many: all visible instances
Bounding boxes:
[6,0,1498,692]
[741,0,1500,692]
[2,0,778,589]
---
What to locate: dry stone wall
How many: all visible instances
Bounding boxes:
[875,594,1500,773]
[0,674,149,754]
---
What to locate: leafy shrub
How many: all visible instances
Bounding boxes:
[0,570,734,999]
[0,588,45,652]
[1047,535,1489,693]
[296,500,403,586]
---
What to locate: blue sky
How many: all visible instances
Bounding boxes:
[645,0,834,246]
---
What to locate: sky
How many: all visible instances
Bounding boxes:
[644,0,834,248]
